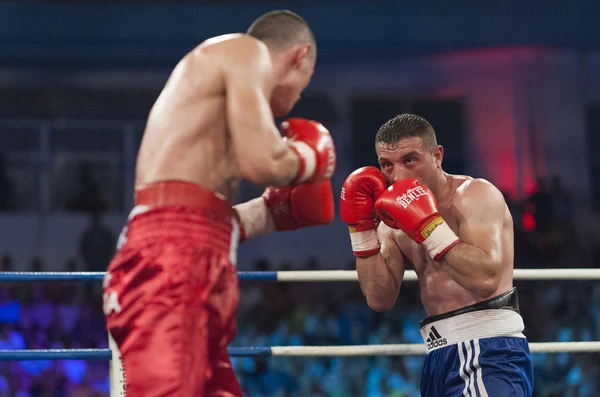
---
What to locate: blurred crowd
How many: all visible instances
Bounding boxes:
[1,159,600,396]
[232,260,600,396]
[0,254,599,396]
[0,267,109,397]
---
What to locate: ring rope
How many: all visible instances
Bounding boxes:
[1,342,599,360]
[1,268,599,282]
[0,349,113,361]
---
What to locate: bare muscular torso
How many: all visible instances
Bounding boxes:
[380,174,515,317]
[135,34,243,203]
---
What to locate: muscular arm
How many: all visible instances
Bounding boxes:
[356,225,405,311]
[439,180,508,298]
[223,37,300,187]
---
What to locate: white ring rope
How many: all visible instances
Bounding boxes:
[275,268,600,282]
[269,341,600,356]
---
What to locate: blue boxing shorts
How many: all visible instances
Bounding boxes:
[419,288,534,397]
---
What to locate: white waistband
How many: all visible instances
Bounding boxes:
[420,309,525,353]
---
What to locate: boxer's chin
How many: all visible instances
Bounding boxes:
[270,85,299,117]
[271,98,293,118]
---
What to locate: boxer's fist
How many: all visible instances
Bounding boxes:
[233,180,334,244]
[374,179,460,260]
[264,179,335,232]
[340,166,387,257]
[281,118,336,185]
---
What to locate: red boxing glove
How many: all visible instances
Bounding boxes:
[374,178,460,260]
[263,179,335,231]
[234,179,335,243]
[281,118,336,185]
[339,166,387,257]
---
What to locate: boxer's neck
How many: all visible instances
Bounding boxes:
[269,50,289,83]
[431,172,454,204]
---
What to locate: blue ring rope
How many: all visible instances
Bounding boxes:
[0,347,273,361]
[0,349,113,361]
[238,271,278,281]
[0,272,278,282]
[0,272,105,282]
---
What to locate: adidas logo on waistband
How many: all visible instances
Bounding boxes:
[426,326,448,349]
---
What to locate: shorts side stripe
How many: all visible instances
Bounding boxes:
[465,340,477,397]
[458,342,472,397]
[473,339,489,397]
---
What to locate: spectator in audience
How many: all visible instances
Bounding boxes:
[0,324,25,350]
[30,257,44,273]
[1,254,13,272]
[528,177,555,234]
[0,283,20,326]
[65,161,107,213]
[56,284,83,334]
[550,176,574,228]
[525,177,577,266]
[548,176,578,262]
[0,153,17,212]
[30,284,55,331]
[78,211,115,273]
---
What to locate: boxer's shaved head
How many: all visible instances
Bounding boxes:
[375,114,438,149]
[247,10,317,60]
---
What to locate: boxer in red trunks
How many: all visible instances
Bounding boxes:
[102,10,336,397]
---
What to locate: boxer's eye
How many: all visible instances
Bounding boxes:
[381,162,392,169]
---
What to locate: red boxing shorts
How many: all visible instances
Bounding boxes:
[103,180,242,397]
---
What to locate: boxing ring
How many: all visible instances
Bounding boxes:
[1,268,600,396]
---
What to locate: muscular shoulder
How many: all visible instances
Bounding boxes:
[197,34,272,76]
[453,177,506,212]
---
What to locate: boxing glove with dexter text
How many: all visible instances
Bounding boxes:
[281,118,337,185]
[374,178,460,260]
[340,166,387,257]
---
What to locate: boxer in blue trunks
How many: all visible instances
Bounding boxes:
[340,113,534,396]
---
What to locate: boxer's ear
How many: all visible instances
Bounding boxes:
[290,43,311,68]
[433,145,444,169]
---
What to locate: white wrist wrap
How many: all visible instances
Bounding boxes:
[289,141,316,183]
[234,198,275,240]
[349,229,380,255]
[422,221,460,260]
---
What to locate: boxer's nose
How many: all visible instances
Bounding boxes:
[392,167,410,183]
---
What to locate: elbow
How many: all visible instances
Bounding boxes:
[366,296,397,312]
[469,254,503,297]
[475,272,502,298]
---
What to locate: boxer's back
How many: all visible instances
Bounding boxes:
[136,34,245,202]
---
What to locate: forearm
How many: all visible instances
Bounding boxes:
[233,198,274,241]
[242,146,301,187]
[264,131,328,186]
[356,254,401,312]
[266,145,303,186]
[440,242,501,297]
